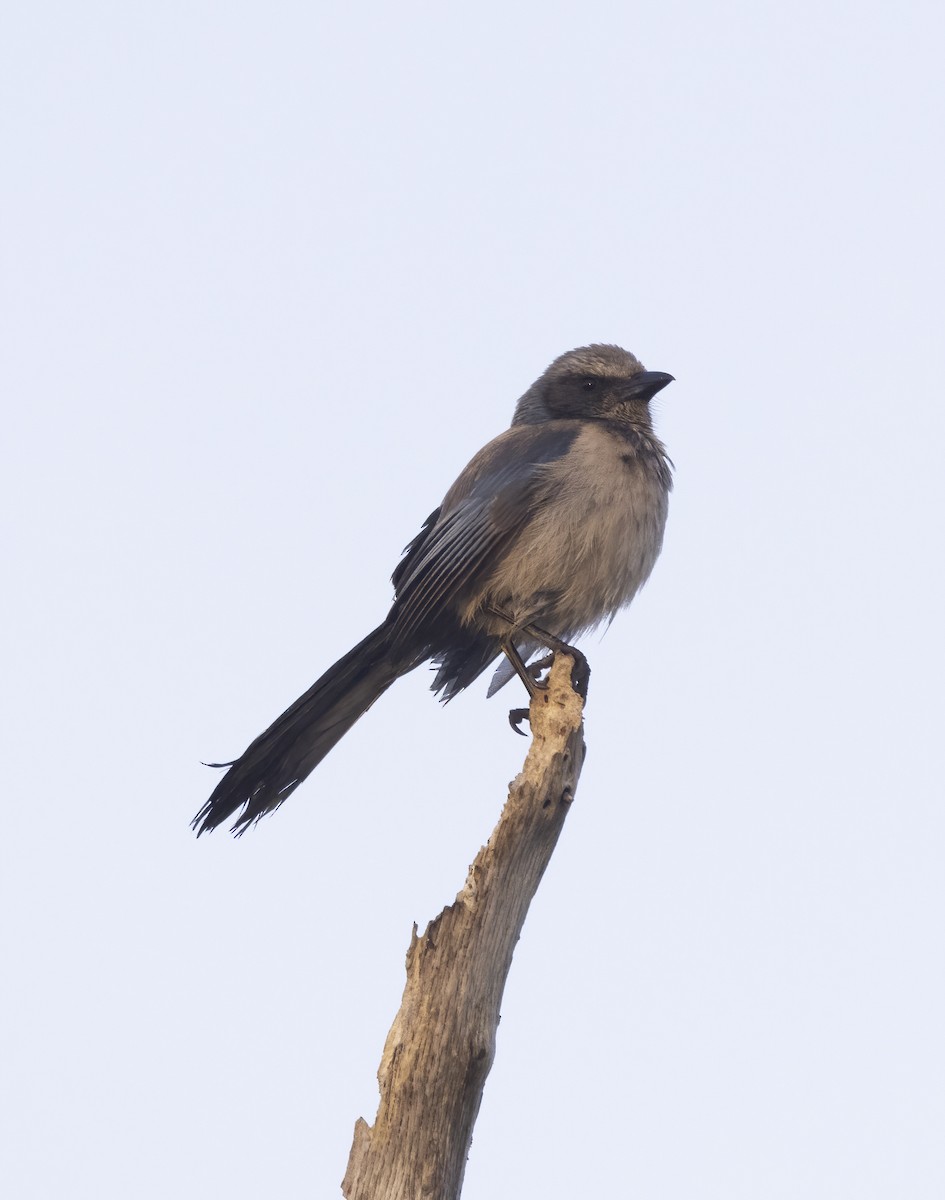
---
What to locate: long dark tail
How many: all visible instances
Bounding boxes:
[193,621,409,836]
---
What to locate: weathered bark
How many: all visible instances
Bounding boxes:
[342,653,586,1200]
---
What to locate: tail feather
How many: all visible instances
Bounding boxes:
[193,622,407,836]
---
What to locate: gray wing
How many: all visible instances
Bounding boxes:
[389,421,579,650]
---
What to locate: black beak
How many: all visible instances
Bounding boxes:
[625,371,675,402]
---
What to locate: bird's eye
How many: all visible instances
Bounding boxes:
[582,379,596,391]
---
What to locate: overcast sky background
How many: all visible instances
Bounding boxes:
[3,3,943,1197]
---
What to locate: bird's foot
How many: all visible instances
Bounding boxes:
[508,707,530,736]
[567,647,591,700]
[517,623,591,701]
[507,647,589,736]
[527,653,555,685]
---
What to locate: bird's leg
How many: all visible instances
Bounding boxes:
[521,623,591,700]
[499,636,539,736]
[499,637,542,697]
[510,654,556,730]
[487,607,544,735]
[488,608,589,733]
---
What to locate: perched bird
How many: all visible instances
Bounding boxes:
[194,344,673,836]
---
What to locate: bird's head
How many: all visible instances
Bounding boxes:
[512,344,674,427]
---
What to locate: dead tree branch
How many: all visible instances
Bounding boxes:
[343,653,586,1200]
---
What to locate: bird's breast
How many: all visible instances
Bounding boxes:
[483,422,671,636]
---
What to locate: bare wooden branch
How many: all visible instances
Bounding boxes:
[342,653,586,1200]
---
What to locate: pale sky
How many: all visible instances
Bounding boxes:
[3,3,943,1197]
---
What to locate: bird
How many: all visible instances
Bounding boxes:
[193,344,674,836]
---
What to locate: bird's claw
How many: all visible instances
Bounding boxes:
[508,707,530,736]
[569,650,591,700]
[527,653,555,685]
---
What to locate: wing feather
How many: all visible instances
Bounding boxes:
[389,422,579,649]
